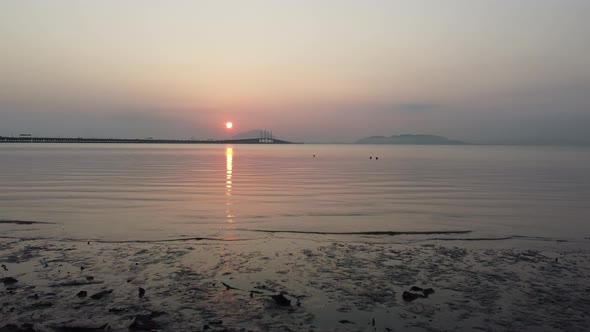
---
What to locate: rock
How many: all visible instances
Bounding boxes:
[80,266,85,271]
[49,323,109,331]
[138,287,145,298]
[271,294,291,306]
[90,289,112,300]
[403,286,435,301]
[1,277,18,285]
[423,288,435,296]
[0,324,37,332]
[29,302,53,309]
[1,264,7,271]
[53,280,103,287]
[129,311,165,331]
[77,291,87,298]
[402,291,422,302]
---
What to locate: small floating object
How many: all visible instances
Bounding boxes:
[138,287,145,298]
[370,156,372,159]
[76,290,87,298]
[375,157,379,160]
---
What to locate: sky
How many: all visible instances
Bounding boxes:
[1,0,589,143]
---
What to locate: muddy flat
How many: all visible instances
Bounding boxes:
[2,233,589,331]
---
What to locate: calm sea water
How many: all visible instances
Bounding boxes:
[1,144,589,241]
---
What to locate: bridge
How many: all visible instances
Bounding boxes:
[0,136,295,144]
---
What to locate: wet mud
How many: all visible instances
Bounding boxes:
[1,234,589,331]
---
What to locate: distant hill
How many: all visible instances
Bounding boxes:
[356,134,468,145]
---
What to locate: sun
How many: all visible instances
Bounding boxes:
[225,122,233,129]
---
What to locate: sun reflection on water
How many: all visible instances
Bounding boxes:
[226,147,234,222]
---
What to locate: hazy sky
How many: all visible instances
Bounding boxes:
[1,0,589,143]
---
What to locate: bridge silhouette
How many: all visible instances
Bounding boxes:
[0,136,294,144]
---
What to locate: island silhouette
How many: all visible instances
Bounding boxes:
[356,134,468,145]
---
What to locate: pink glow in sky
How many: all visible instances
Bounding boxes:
[1,1,590,143]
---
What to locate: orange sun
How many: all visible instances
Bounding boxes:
[225,122,233,129]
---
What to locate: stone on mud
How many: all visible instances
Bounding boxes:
[271,293,292,306]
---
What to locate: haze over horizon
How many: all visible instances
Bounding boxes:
[1,1,590,144]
